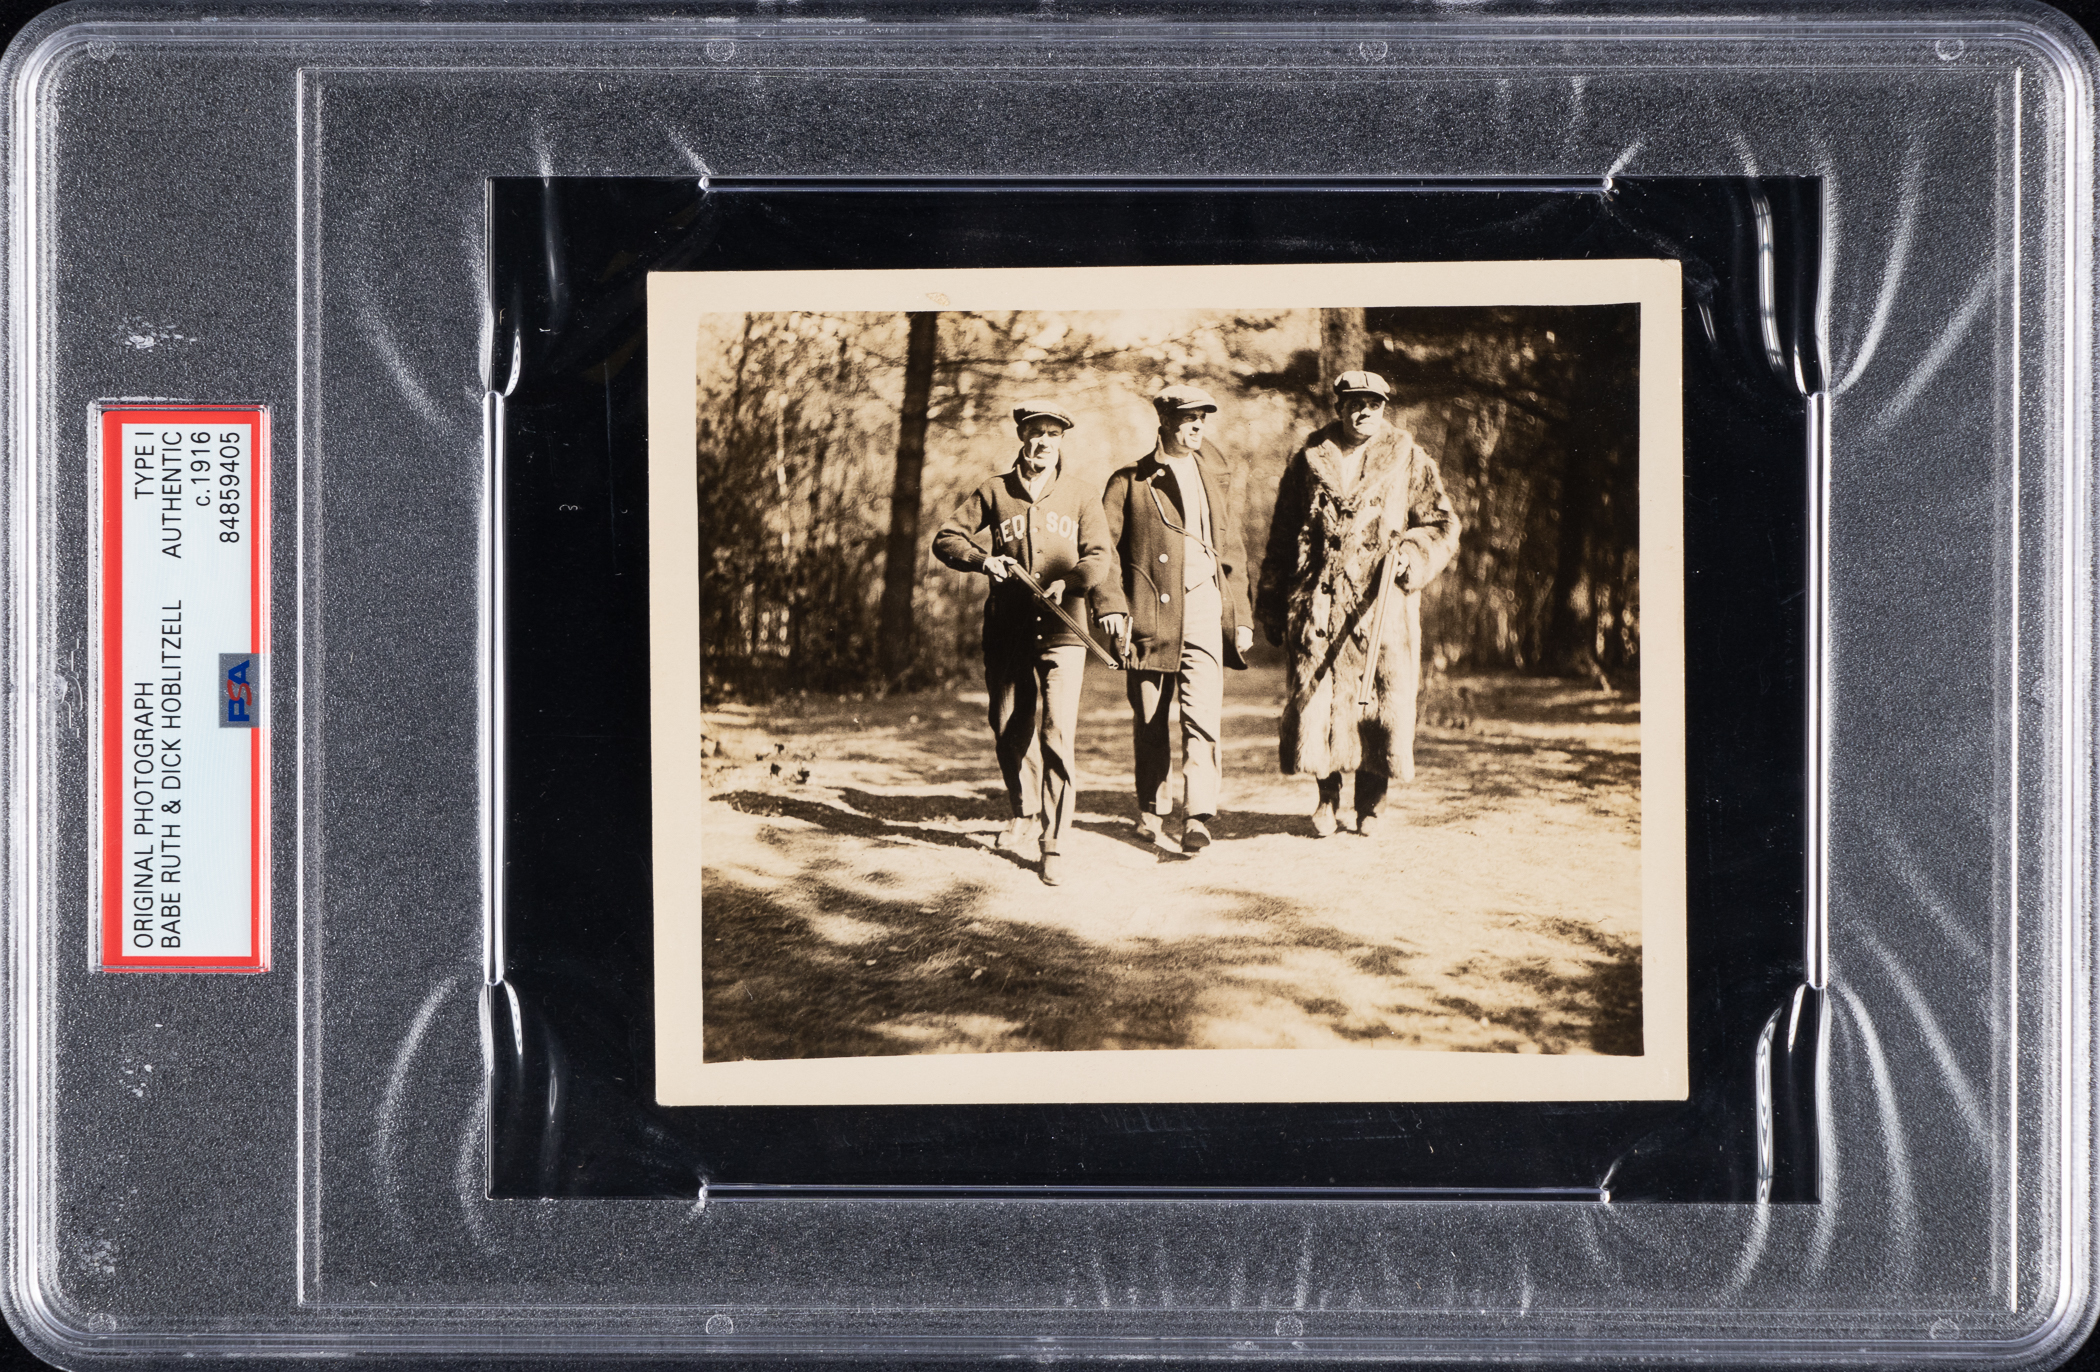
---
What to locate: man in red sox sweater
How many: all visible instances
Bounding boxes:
[933,402,1113,887]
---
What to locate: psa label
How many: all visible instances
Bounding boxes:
[219,653,260,728]
[100,405,270,972]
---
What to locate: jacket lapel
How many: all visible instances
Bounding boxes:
[1302,429,1348,494]
[1190,451,1227,541]
[1304,424,1411,503]
[1137,448,1185,523]
[1357,427,1410,495]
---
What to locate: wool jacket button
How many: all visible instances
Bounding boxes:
[1160,593,1172,604]
[1158,553,1168,562]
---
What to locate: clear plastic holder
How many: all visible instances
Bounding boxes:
[2,2,2093,1362]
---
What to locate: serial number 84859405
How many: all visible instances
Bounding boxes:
[185,430,245,544]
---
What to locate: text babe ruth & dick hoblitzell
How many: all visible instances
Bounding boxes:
[935,376,1461,886]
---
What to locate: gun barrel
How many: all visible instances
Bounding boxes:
[1012,567,1122,671]
[957,533,1121,671]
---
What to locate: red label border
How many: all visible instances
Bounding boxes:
[98,405,270,973]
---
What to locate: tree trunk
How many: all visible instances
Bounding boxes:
[878,312,939,684]
[1540,372,1618,677]
[1539,428,1597,675]
[1319,308,1367,396]
[1539,309,1639,678]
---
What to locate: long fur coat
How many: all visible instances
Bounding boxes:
[1254,421,1460,781]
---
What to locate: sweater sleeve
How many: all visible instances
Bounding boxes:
[1069,484,1114,595]
[931,485,992,573]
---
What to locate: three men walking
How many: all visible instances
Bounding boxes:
[935,371,1458,880]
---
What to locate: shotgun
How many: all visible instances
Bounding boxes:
[1356,543,1400,710]
[1009,564,1124,671]
[960,536,1123,671]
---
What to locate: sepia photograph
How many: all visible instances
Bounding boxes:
[647,262,1686,1106]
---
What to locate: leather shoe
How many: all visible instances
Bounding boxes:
[1039,852,1064,886]
[996,815,1040,851]
[1356,811,1382,839]
[1310,803,1339,837]
[1132,813,1166,845]
[1181,817,1213,853]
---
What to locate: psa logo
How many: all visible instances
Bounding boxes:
[218,653,261,729]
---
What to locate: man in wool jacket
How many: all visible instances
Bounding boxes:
[932,401,1113,886]
[1093,384,1256,854]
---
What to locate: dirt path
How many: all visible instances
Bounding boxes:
[697,663,1642,1061]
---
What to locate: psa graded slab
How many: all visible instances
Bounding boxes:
[4,3,2095,1366]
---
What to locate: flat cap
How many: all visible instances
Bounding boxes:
[1333,370,1392,399]
[1012,401,1076,430]
[1153,383,1219,413]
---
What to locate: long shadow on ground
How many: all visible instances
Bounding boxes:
[834,787,1007,824]
[700,854,1641,1061]
[700,871,1450,1061]
[817,783,1316,846]
[720,790,1033,872]
[1432,916,1643,1055]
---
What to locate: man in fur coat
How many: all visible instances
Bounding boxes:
[933,401,1114,886]
[1254,372,1461,838]
[1094,384,1256,853]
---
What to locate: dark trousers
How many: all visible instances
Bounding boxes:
[1318,770,1389,818]
[986,644,1087,852]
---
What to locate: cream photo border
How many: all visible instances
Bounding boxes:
[646,260,1688,1107]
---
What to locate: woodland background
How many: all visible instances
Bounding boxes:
[694,304,1641,698]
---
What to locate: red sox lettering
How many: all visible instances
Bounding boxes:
[993,509,1080,548]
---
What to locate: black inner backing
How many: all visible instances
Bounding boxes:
[489,178,1819,1202]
